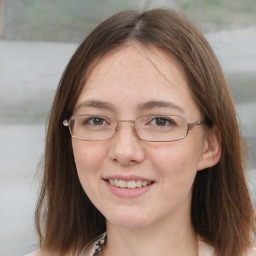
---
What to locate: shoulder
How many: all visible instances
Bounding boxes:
[26,233,107,256]
[198,240,256,256]
[24,249,56,256]
[24,250,44,256]
[246,247,256,256]
[198,240,215,256]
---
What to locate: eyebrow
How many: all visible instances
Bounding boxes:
[74,99,185,114]
[75,100,116,113]
[137,100,185,113]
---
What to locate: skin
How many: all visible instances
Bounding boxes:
[72,42,221,256]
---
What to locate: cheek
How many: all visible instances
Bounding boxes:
[72,141,109,204]
[72,140,108,177]
[148,141,201,180]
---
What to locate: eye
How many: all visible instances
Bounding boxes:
[84,116,107,126]
[154,117,168,126]
[150,116,176,127]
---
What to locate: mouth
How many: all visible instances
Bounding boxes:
[107,179,154,189]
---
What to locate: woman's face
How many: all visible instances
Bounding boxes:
[72,43,211,230]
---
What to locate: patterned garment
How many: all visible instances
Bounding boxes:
[25,233,256,256]
[78,233,215,256]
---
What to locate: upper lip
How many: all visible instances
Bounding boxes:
[103,175,154,182]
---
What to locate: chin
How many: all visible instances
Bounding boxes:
[109,219,153,230]
[105,210,157,230]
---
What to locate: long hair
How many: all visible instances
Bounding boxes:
[35,8,255,255]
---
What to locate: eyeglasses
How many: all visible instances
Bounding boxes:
[63,115,204,142]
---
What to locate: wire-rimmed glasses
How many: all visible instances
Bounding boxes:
[63,114,204,142]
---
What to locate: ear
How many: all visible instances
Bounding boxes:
[197,126,221,171]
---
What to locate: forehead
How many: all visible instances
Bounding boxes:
[86,42,186,88]
[75,42,200,118]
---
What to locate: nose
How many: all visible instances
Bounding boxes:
[109,121,145,166]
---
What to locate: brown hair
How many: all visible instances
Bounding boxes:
[35,8,255,255]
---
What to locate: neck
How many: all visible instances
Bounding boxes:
[103,213,198,256]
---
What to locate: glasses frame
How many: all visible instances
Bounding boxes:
[63,114,204,142]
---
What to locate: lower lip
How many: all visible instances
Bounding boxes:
[104,180,154,198]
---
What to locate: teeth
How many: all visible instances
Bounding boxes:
[108,179,152,188]
[136,180,142,187]
[119,180,127,188]
[127,180,136,188]
[142,181,148,187]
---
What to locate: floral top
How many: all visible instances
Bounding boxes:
[25,233,256,256]
[78,233,216,256]
[78,233,256,256]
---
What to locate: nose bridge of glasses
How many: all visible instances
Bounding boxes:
[115,119,136,131]
[118,119,135,124]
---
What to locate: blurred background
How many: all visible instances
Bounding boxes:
[0,0,255,255]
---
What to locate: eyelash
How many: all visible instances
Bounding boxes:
[80,115,177,127]
[83,117,109,126]
[147,116,176,126]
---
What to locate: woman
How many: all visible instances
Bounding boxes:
[27,8,255,256]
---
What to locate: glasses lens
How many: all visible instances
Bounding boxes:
[69,115,116,141]
[135,115,188,142]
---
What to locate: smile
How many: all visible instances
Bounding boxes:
[108,179,153,189]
